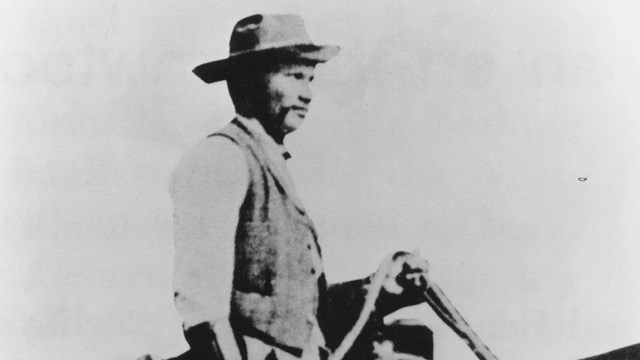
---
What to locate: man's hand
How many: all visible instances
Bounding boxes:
[376,251,430,314]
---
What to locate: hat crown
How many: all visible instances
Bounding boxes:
[192,13,339,83]
[229,14,312,55]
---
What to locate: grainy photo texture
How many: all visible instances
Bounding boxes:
[1,2,639,360]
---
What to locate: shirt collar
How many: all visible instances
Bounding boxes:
[235,114,291,160]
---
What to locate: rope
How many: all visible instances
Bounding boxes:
[328,254,394,360]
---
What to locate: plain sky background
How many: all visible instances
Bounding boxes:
[1,1,639,360]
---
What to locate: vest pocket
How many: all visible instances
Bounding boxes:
[235,221,275,294]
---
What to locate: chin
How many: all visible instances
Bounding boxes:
[283,115,305,133]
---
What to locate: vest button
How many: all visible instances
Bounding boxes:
[307,244,312,250]
[310,268,316,275]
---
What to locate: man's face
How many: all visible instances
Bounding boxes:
[255,61,316,135]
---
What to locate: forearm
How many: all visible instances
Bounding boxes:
[321,278,384,354]
[320,251,431,353]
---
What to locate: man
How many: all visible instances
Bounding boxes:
[170,14,432,360]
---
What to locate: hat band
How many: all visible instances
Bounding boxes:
[229,41,316,57]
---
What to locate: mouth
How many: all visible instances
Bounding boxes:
[290,105,308,118]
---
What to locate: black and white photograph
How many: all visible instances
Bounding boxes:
[1,1,639,360]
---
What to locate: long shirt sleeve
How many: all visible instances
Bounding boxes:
[170,136,249,330]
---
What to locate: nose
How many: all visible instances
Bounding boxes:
[299,82,312,104]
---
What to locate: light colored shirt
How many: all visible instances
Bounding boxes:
[171,131,246,328]
[170,115,305,329]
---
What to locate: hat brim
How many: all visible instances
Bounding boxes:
[192,44,340,84]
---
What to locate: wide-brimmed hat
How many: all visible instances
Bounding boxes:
[193,14,341,83]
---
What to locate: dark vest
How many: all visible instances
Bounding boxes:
[211,118,325,351]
